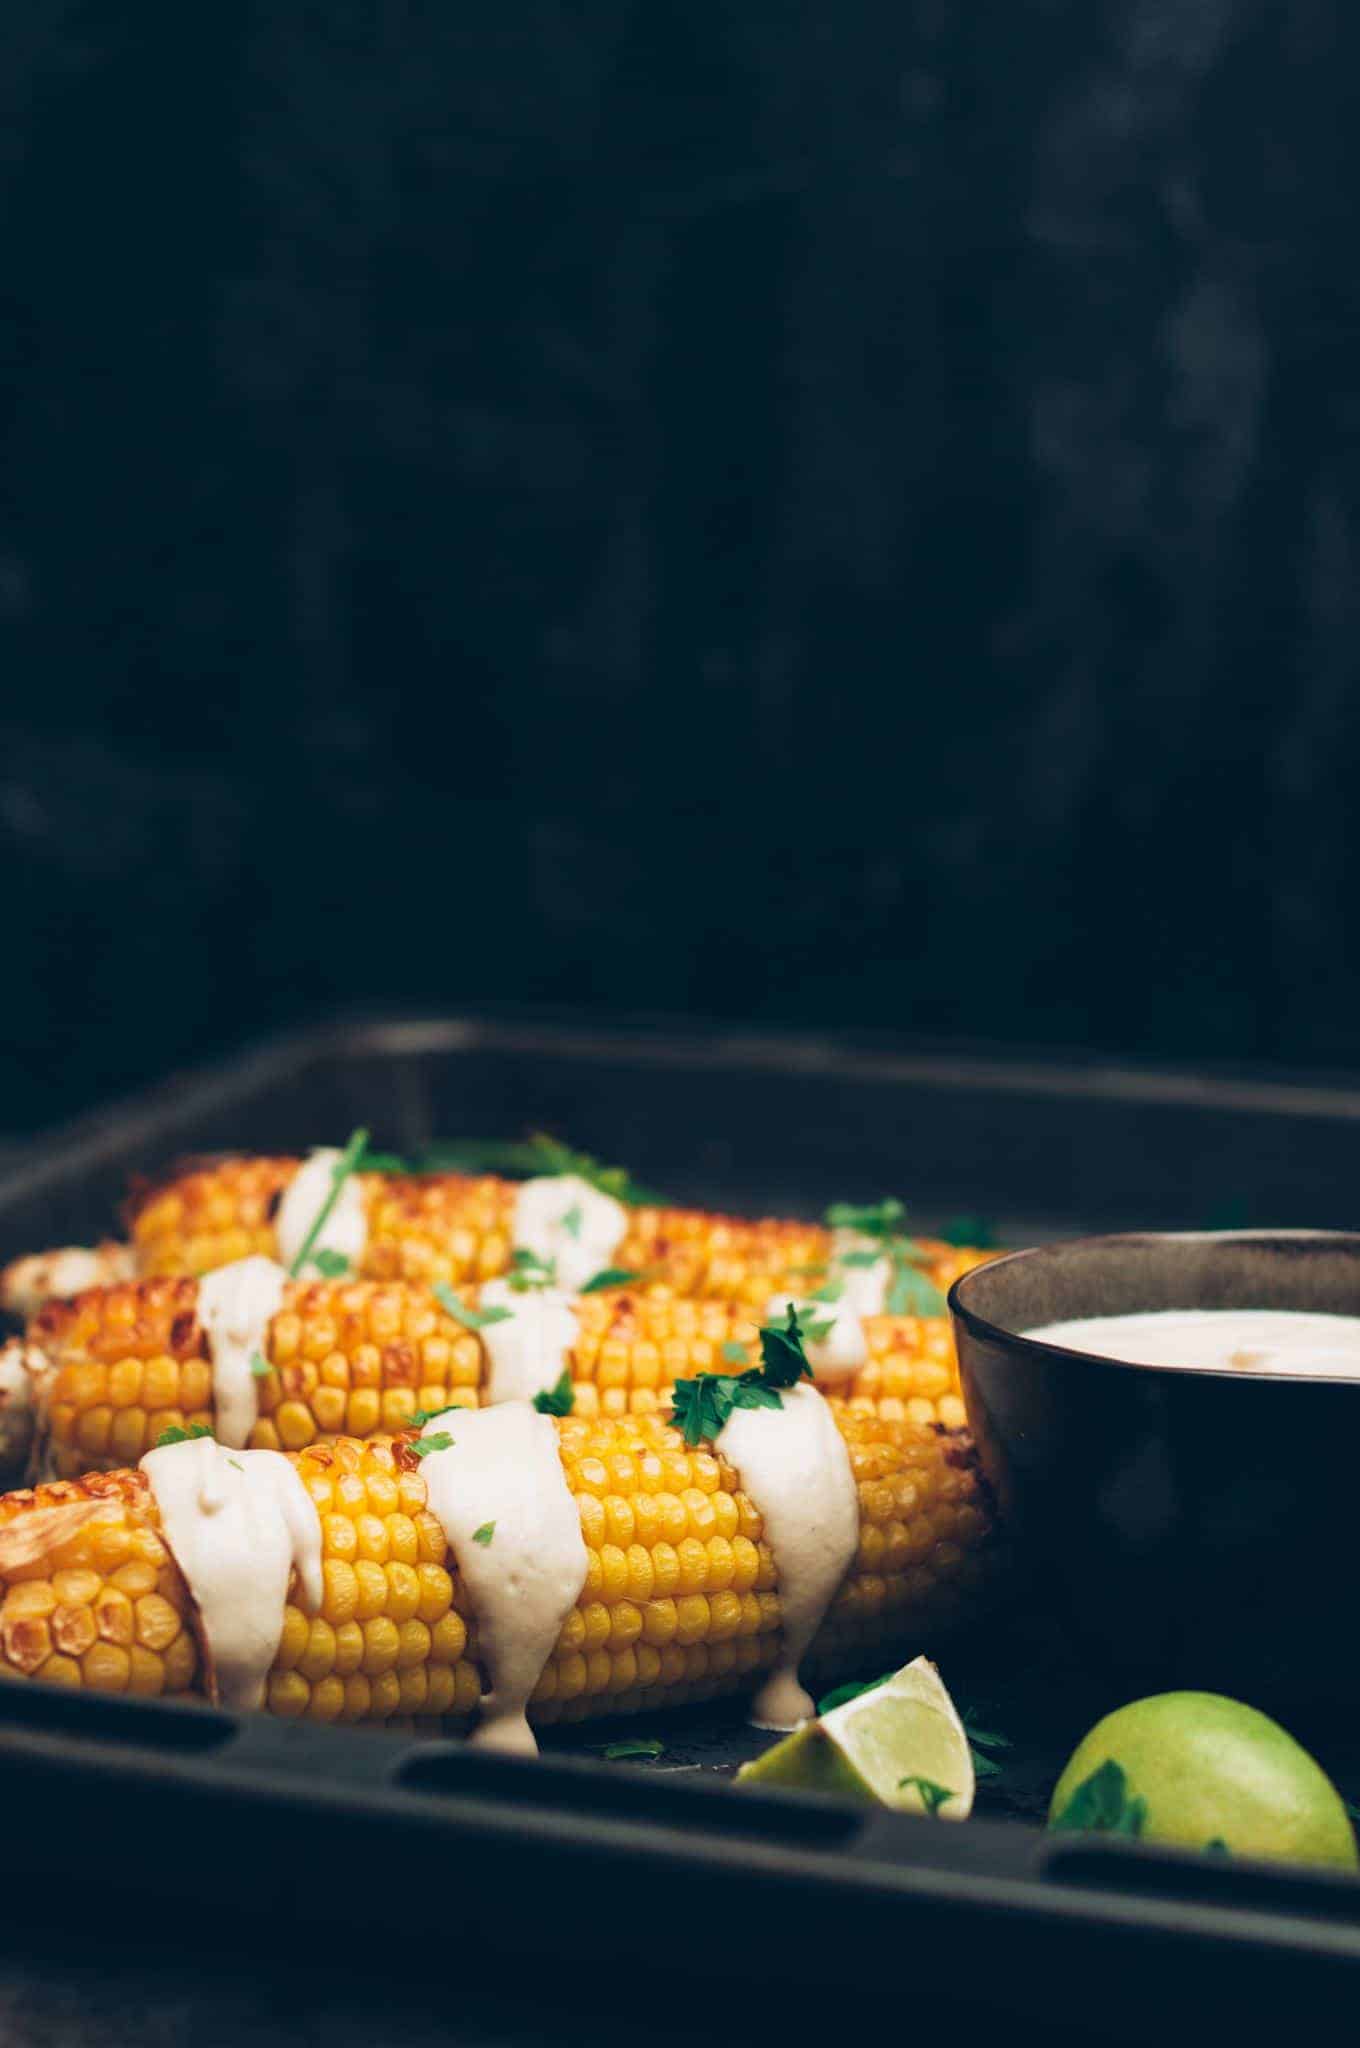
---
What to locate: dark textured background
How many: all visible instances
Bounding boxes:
[3,1,1359,1129]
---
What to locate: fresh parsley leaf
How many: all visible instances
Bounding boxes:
[800,1314,836,1344]
[836,1249,883,1270]
[472,1521,495,1546]
[938,1214,998,1249]
[581,1266,648,1294]
[599,1737,664,1762]
[757,1304,815,1390]
[433,1282,515,1331]
[409,1403,458,1429]
[971,1751,1003,1780]
[824,1198,906,1238]
[288,1127,370,1278]
[816,1672,891,1716]
[508,1247,558,1292]
[249,1350,271,1378]
[154,1423,213,1448]
[961,1708,1011,1752]
[227,1457,244,1471]
[886,1250,946,1317]
[560,1202,584,1241]
[720,1340,750,1367]
[416,1135,666,1209]
[311,1247,350,1278]
[810,1275,844,1304]
[1050,1759,1147,1839]
[899,1776,955,1817]
[359,1150,414,1174]
[532,1370,575,1417]
[410,1431,454,1459]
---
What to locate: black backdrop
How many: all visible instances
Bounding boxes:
[3,1,1360,1129]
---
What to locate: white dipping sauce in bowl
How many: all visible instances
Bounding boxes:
[1024,1308,1360,1378]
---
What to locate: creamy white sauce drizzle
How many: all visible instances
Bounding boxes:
[719,1382,859,1730]
[141,1437,323,1713]
[0,1242,137,1321]
[197,1256,287,1449]
[275,1149,369,1276]
[827,1228,891,1317]
[512,1174,627,1294]
[1025,1308,1360,1378]
[765,1293,868,1385]
[418,1403,587,1755]
[477,1278,579,1405]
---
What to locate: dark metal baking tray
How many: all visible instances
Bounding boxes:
[1,1009,1358,2041]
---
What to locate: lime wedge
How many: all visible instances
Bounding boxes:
[737,1655,975,1818]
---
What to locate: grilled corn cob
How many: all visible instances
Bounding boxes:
[26,1276,973,1480]
[121,1154,990,1305]
[0,1411,994,1726]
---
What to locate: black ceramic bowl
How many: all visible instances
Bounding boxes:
[950,1232,1360,1707]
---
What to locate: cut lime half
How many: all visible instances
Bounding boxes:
[738,1655,974,1818]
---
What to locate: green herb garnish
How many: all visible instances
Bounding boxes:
[409,1431,454,1459]
[433,1281,515,1331]
[472,1521,496,1546]
[899,1776,955,1817]
[288,1128,370,1278]
[1205,1837,1231,1856]
[671,1305,813,1446]
[409,1403,458,1429]
[249,1351,271,1378]
[824,1196,945,1316]
[1050,1759,1147,1838]
[960,1706,1010,1781]
[816,1672,891,1715]
[560,1202,584,1240]
[154,1423,213,1448]
[720,1340,750,1367]
[599,1736,664,1762]
[810,1276,844,1304]
[507,1247,558,1292]
[580,1267,648,1294]
[357,1150,415,1175]
[417,1134,666,1208]
[227,1457,244,1471]
[532,1370,575,1417]
[311,1247,351,1278]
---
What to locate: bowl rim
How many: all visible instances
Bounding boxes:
[948,1227,1360,1386]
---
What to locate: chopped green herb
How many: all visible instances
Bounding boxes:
[311,1247,351,1279]
[961,1708,1011,1753]
[899,1776,955,1817]
[472,1521,495,1546]
[560,1202,584,1241]
[1050,1759,1147,1839]
[938,1214,998,1249]
[154,1423,213,1448]
[1205,1837,1231,1856]
[288,1127,370,1278]
[532,1370,575,1417]
[507,1247,558,1292]
[357,1150,414,1175]
[720,1340,750,1367]
[810,1276,844,1304]
[433,1282,515,1331]
[580,1267,648,1294]
[249,1351,271,1378]
[886,1251,946,1317]
[416,1135,665,1208]
[409,1403,457,1429]
[816,1672,891,1716]
[227,1457,244,1472]
[836,1250,883,1270]
[824,1198,906,1237]
[800,1314,836,1344]
[756,1305,816,1390]
[599,1737,664,1762]
[671,1307,813,1444]
[409,1431,454,1459]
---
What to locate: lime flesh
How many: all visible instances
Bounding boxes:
[738,1655,975,1818]
[1049,1691,1358,1870]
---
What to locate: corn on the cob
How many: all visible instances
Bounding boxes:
[0,1410,994,1727]
[27,1276,974,1480]
[122,1154,990,1306]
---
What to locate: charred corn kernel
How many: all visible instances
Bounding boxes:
[0,1408,993,1730]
